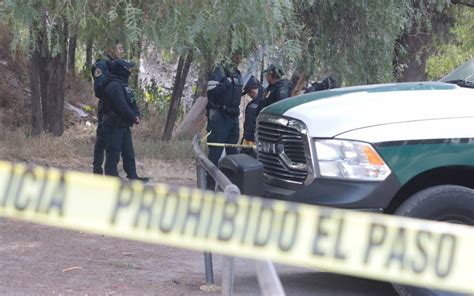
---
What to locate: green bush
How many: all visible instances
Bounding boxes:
[136,79,185,124]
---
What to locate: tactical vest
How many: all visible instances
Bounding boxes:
[206,65,243,117]
[102,78,135,127]
[226,70,243,108]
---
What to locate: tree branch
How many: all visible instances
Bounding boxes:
[451,0,474,8]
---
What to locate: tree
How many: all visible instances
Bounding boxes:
[0,0,143,136]
[2,1,73,136]
[291,0,471,86]
[162,50,193,141]
[426,7,474,79]
[67,23,79,74]
[393,1,457,82]
[147,0,302,139]
[294,1,422,86]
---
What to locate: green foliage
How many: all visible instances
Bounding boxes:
[0,0,145,61]
[2,1,65,56]
[82,104,93,113]
[2,0,467,95]
[293,0,450,85]
[146,0,303,74]
[427,8,474,80]
[135,79,185,120]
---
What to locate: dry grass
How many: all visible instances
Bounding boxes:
[64,73,97,110]
[0,122,196,185]
[0,126,79,161]
[0,25,196,185]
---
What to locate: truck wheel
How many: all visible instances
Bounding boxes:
[392,185,474,296]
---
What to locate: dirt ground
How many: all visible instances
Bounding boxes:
[0,158,203,295]
[0,158,398,295]
[0,218,397,296]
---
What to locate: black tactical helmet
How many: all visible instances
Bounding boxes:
[322,75,337,89]
[111,59,136,80]
[264,64,284,79]
[245,75,261,90]
[242,75,261,95]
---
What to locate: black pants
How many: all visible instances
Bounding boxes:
[103,122,138,179]
[206,109,239,190]
[92,119,106,174]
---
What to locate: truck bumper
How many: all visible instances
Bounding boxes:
[262,174,401,212]
[218,154,401,213]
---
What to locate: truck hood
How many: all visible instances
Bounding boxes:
[262,82,474,138]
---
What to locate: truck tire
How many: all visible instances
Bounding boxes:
[392,185,474,296]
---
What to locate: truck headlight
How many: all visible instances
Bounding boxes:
[314,139,391,181]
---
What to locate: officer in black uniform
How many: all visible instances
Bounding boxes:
[102,59,145,180]
[206,55,243,189]
[91,56,112,174]
[258,64,293,113]
[92,41,125,174]
[242,75,263,148]
[305,75,338,93]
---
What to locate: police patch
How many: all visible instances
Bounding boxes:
[94,68,102,77]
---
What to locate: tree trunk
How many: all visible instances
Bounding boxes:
[85,37,93,70]
[29,43,43,137]
[174,96,208,140]
[68,26,78,74]
[163,50,193,141]
[129,38,143,89]
[394,5,454,82]
[395,30,431,82]
[175,58,213,139]
[34,19,68,136]
[41,54,67,136]
[194,66,209,101]
[291,71,308,96]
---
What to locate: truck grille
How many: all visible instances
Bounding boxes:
[256,115,309,184]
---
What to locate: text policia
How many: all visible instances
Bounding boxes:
[0,161,473,294]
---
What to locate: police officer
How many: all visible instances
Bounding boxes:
[102,59,146,181]
[242,75,263,154]
[206,54,243,189]
[92,41,125,174]
[258,64,294,113]
[305,75,338,93]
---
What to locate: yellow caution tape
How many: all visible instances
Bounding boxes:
[0,160,473,294]
[207,142,256,149]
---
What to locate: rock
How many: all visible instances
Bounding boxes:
[65,102,88,118]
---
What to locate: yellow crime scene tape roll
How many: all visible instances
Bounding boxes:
[0,160,473,294]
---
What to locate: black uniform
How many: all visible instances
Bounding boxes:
[206,64,243,189]
[92,57,112,174]
[259,79,293,113]
[305,81,326,93]
[243,88,263,142]
[103,60,140,179]
[305,76,338,93]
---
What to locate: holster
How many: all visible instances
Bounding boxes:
[103,113,132,128]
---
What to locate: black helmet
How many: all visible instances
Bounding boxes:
[245,75,261,89]
[263,64,284,79]
[111,59,135,79]
[322,75,337,89]
[209,65,227,82]
[242,75,261,96]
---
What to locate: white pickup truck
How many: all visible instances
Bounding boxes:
[234,59,474,296]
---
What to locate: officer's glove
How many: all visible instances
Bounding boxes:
[242,139,255,146]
